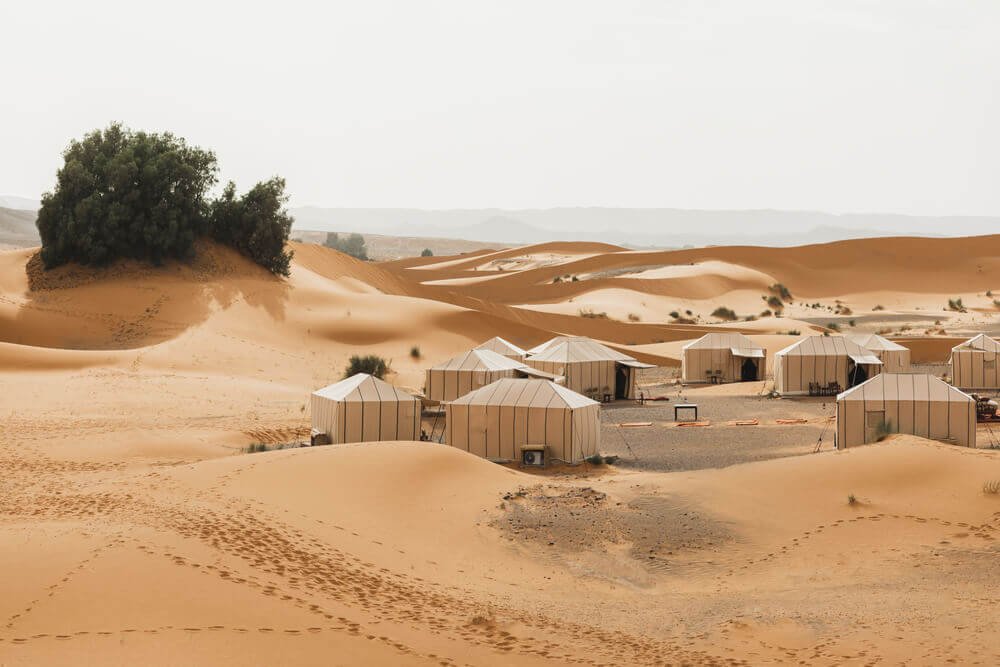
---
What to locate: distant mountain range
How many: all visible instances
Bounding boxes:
[4,195,999,250]
[289,207,1000,248]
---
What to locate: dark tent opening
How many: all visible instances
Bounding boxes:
[740,358,758,382]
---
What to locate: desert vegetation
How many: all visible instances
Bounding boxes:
[325,232,369,261]
[35,123,294,275]
[344,354,390,379]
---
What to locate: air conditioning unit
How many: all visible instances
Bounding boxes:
[520,444,546,467]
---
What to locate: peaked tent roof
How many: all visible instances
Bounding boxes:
[313,373,418,402]
[951,333,1000,353]
[447,378,598,409]
[526,336,580,356]
[527,337,634,363]
[474,336,527,357]
[846,333,908,352]
[429,349,528,372]
[837,373,972,403]
[682,332,764,353]
[776,336,882,365]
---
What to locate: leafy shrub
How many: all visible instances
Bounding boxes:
[627,313,641,322]
[827,322,841,332]
[766,295,784,310]
[410,345,421,359]
[847,493,857,505]
[37,123,217,268]
[947,298,966,313]
[344,354,389,379]
[785,329,801,335]
[420,248,433,257]
[711,306,738,321]
[669,310,680,319]
[769,283,792,301]
[36,123,294,276]
[579,309,609,319]
[209,178,294,276]
[325,232,369,261]
[872,304,885,311]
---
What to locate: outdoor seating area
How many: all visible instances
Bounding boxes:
[808,381,842,396]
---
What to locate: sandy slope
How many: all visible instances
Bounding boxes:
[3,237,1000,665]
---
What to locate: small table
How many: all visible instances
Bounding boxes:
[674,403,699,422]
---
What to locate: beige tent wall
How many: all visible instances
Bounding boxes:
[682,348,763,383]
[445,383,600,463]
[836,377,975,448]
[951,349,1000,389]
[526,359,641,399]
[878,348,911,373]
[425,367,519,402]
[311,394,419,445]
[775,354,880,395]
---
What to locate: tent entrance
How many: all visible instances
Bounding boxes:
[865,410,886,443]
[615,365,629,399]
[740,358,758,382]
[848,362,869,388]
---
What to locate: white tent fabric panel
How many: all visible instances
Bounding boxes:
[311,374,421,444]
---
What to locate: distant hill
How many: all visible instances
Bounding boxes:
[0,206,39,247]
[0,195,41,210]
[290,207,999,248]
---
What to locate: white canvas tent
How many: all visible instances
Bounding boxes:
[445,378,600,462]
[425,349,559,403]
[949,334,1000,390]
[474,336,527,361]
[773,336,883,395]
[836,373,975,448]
[846,333,911,373]
[525,336,654,400]
[311,373,421,444]
[681,332,765,383]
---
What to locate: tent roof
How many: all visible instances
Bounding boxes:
[776,335,880,361]
[682,332,763,353]
[474,336,527,356]
[447,378,598,409]
[527,337,636,364]
[837,373,973,403]
[526,335,582,356]
[846,333,908,352]
[952,333,1000,353]
[430,348,528,372]
[313,373,418,403]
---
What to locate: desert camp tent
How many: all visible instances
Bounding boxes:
[445,378,600,462]
[681,333,765,383]
[773,336,883,395]
[474,336,527,361]
[846,333,911,373]
[425,349,559,403]
[949,334,1000,390]
[836,373,975,448]
[525,336,654,400]
[311,374,421,444]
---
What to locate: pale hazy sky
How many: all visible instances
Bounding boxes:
[2,1,998,215]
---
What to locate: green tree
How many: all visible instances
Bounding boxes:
[420,248,433,257]
[324,232,369,260]
[36,123,217,268]
[209,178,294,277]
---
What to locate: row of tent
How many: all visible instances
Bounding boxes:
[681,332,910,390]
[310,335,654,463]
[426,336,654,403]
[683,331,1000,393]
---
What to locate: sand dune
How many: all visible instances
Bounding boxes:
[3,236,1000,665]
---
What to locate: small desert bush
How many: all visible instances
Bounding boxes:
[711,306,738,321]
[785,329,801,335]
[766,295,784,311]
[553,276,562,283]
[769,283,793,301]
[759,310,772,318]
[983,480,1000,495]
[410,345,421,360]
[344,354,390,379]
[669,310,680,319]
[848,319,856,327]
[579,309,609,319]
[872,304,885,311]
[827,322,841,332]
[847,493,858,505]
[627,312,641,322]
[947,298,966,313]
[420,248,433,257]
